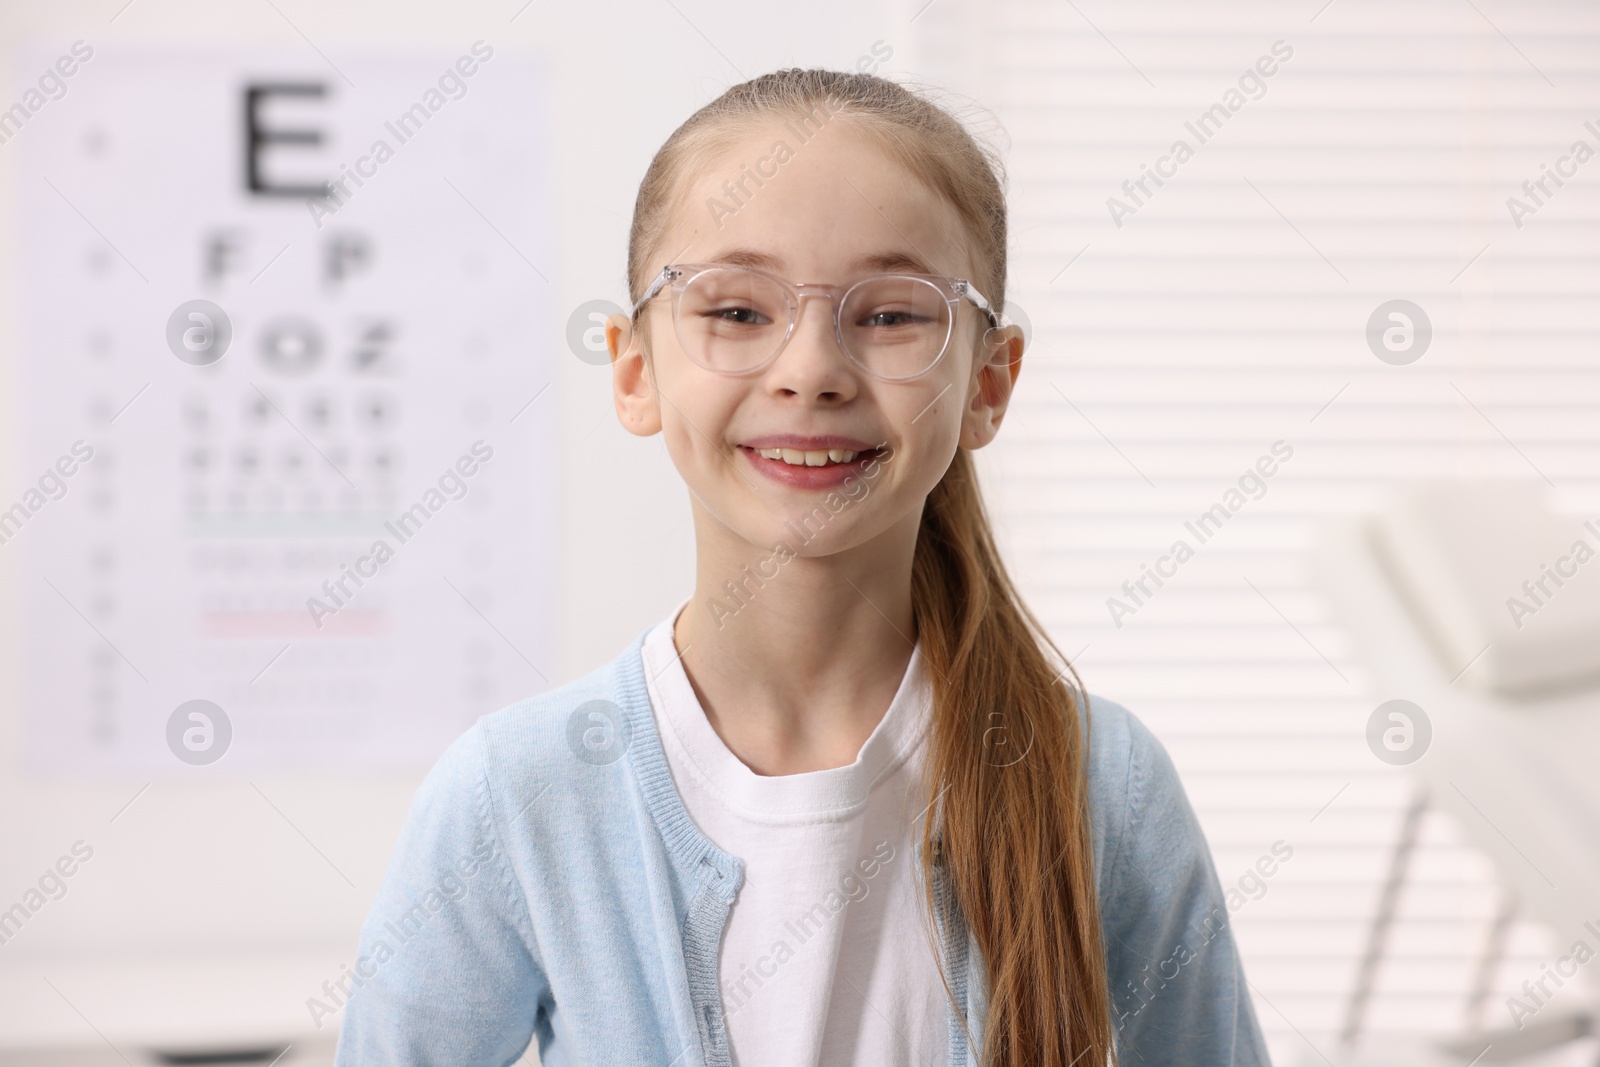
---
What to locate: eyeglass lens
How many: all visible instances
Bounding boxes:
[673,267,952,380]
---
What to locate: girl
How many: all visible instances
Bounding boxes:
[336,69,1269,1067]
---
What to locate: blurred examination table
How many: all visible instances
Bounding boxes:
[1317,481,1600,1065]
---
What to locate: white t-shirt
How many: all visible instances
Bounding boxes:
[640,612,953,1067]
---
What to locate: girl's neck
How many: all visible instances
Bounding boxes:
[672,509,920,776]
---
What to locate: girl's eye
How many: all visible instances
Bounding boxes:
[707,306,769,325]
[860,309,926,328]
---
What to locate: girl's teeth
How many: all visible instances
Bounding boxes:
[755,448,859,466]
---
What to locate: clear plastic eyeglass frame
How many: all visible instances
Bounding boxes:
[626,261,1010,383]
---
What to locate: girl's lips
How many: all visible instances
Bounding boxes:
[738,444,884,490]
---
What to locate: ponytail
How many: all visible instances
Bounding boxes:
[913,450,1113,1066]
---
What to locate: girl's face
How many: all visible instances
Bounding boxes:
[610,117,1023,563]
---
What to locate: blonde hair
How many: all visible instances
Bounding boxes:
[625,69,1112,1067]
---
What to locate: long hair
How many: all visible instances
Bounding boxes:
[624,68,1113,1067]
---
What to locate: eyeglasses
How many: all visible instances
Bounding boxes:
[628,262,1006,383]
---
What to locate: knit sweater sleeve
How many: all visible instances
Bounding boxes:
[334,722,546,1066]
[1091,697,1274,1066]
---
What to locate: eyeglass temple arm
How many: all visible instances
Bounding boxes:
[954,280,1007,330]
[628,265,679,319]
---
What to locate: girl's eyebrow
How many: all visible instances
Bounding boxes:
[854,250,937,275]
[707,248,783,270]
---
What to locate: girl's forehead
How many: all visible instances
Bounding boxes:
[658,118,977,282]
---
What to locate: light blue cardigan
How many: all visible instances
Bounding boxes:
[333,631,1272,1065]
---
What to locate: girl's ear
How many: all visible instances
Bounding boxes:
[960,323,1025,449]
[607,312,662,437]
[983,323,1027,368]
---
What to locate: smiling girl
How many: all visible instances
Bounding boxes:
[336,69,1270,1067]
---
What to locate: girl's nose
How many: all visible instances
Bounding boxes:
[764,294,858,402]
